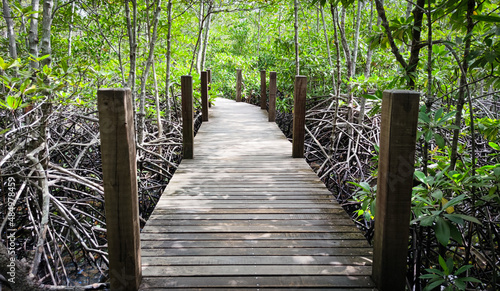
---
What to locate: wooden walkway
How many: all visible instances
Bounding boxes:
[139,98,375,290]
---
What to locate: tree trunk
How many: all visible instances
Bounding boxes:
[138,0,162,144]
[2,0,17,59]
[165,0,173,126]
[319,4,336,95]
[359,0,375,125]
[152,61,162,138]
[338,7,354,125]
[330,4,342,147]
[125,0,138,92]
[28,0,40,69]
[40,0,53,67]
[293,0,300,75]
[407,0,426,89]
[68,1,75,56]
[364,0,374,78]
[196,0,205,75]
[200,5,212,72]
[351,0,363,77]
[450,0,475,170]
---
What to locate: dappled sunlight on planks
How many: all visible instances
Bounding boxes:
[139,98,375,290]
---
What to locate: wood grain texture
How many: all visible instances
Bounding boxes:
[181,76,194,159]
[260,70,267,109]
[268,71,277,122]
[372,90,419,291]
[236,69,242,102]
[139,98,374,290]
[292,75,307,158]
[97,89,141,290]
[201,71,209,122]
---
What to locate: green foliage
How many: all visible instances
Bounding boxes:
[348,181,376,221]
[421,256,481,291]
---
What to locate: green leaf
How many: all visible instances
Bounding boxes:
[444,213,464,225]
[423,279,445,291]
[438,255,449,274]
[472,14,500,23]
[434,133,445,148]
[454,264,474,275]
[445,213,482,225]
[449,223,463,244]
[434,217,450,246]
[420,274,439,279]
[434,107,444,122]
[457,277,482,283]
[489,142,500,151]
[420,215,436,227]
[419,111,430,123]
[370,198,376,217]
[425,130,433,142]
[0,128,10,135]
[438,111,457,125]
[442,194,466,210]
[347,181,371,193]
[414,171,427,184]
[431,189,443,200]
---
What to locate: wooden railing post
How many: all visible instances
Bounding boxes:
[201,71,209,122]
[181,75,194,159]
[268,71,277,122]
[207,69,212,108]
[236,69,242,102]
[292,76,307,158]
[372,90,420,291]
[97,88,141,290]
[260,70,267,109]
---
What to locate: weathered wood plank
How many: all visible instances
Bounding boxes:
[140,276,376,289]
[142,265,372,277]
[141,225,362,233]
[140,232,367,241]
[150,208,346,214]
[139,98,374,289]
[142,256,372,266]
[141,247,372,257]
[141,239,370,249]
[142,219,356,227]
[97,89,142,290]
[181,75,194,159]
[146,213,350,220]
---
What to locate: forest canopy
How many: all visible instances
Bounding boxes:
[1,0,499,290]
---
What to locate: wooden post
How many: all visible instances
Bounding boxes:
[181,75,194,159]
[236,69,242,102]
[372,90,420,291]
[97,88,141,290]
[201,71,209,122]
[292,76,307,158]
[207,69,212,108]
[268,71,277,122]
[260,70,267,109]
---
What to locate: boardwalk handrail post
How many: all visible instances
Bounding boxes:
[201,71,209,122]
[260,70,267,109]
[97,88,141,290]
[207,69,212,108]
[182,75,194,159]
[292,76,307,158]
[372,90,419,291]
[236,69,242,102]
[268,71,277,122]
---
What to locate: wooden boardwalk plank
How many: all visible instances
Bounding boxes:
[139,98,374,290]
